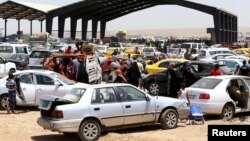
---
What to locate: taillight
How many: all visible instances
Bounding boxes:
[52,110,64,119]
[199,93,210,99]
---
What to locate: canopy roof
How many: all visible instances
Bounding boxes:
[0,0,59,21]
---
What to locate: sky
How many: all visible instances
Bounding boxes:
[0,0,249,35]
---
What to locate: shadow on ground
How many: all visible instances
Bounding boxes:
[31,134,80,141]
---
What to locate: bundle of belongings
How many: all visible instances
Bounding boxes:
[82,44,96,55]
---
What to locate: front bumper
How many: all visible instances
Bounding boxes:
[178,106,190,119]
[37,117,81,133]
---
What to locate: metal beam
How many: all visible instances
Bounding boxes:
[70,17,77,40]
[104,4,156,22]
[46,14,53,35]
[92,19,98,39]
[82,19,88,40]
[58,16,65,38]
[100,20,106,39]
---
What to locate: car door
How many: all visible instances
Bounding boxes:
[17,73,36,104]
[34,73,66,105]
[243,78,250,109]
[116,86,156,125]
[238,78,250,109]
[89,87,124,127]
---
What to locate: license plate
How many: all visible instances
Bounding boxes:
[189,95,196,99]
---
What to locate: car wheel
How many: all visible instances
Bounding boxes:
[149,81,160,95]
[221,103,234,120]
[160,109,178,129]
[0,94,8,110]
[78,119,101,141]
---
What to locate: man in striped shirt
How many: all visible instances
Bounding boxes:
[5,73,17,114]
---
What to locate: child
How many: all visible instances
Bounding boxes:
[177,83,190,106]
[177,83,190,126]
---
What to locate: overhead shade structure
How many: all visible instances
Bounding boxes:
[0,0,59,39]
[47,0,237,43]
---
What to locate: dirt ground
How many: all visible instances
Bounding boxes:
[1,108,250,141]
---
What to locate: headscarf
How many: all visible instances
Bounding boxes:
[115,69,127,83]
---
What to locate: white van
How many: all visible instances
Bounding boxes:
[180,42,209,53]
[28,49,52,69]
[0,43,31,59]
[198,48,237,60]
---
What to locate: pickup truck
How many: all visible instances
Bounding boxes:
[0,56,16,76]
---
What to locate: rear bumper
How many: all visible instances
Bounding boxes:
[37,117,81,132]
[191,101,226,115]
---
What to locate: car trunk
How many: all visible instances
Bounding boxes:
[39,96,73,118]
[186,88,213,102]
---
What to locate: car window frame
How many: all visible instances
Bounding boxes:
[91,87,119,104]
[116,86,147,102]
[34,73,55,85]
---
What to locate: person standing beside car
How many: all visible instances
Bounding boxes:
[210,64,222,76]
[239,60,249,76]
[5,73,17,114]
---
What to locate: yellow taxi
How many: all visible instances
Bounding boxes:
[145,58,188,74]
[233,48,250,57]
[103,47,125,57]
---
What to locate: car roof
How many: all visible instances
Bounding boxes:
[205,75,249,79]
[15,70,54,75]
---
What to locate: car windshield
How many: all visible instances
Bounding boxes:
[10,54,29,62]
[50,72,76,85]
[190,78,222,89]
[63,88,86,102]
[143,48,154,52]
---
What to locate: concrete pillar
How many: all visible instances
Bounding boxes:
[4,19,7,42]
[30,20,33,36]
[40,20,43,33]
[100,21,106,39]
[82,19,88,40]
[58,16,65,38]
[70,17,77,40]
[17,19,20,31]
[92,19,98,39]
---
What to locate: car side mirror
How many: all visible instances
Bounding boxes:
[54,80,62,86]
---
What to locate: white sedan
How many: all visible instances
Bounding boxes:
[0,70,88,110]
[0,56,16,74]
[37,83,189,141]
[187,75,250,120]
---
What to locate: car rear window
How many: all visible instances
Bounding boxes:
[30,51,51,58]
[143,48,154,52]
[190,78,222,89]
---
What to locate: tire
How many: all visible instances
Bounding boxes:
[148,81,160,95]
[0,94,9,110]
[160,109,178,129]
[78,119,101,141]
[221,103,234,120]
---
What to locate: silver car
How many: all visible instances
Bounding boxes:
[0,70,87,110]
[37,84,189,141]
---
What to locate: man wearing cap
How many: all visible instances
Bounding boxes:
[5,73,17,114]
